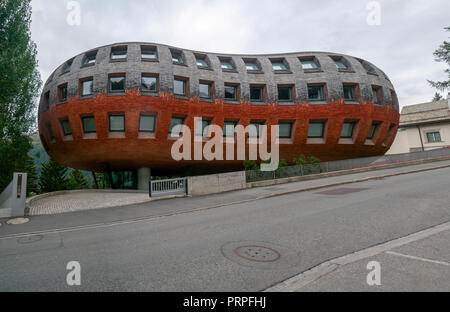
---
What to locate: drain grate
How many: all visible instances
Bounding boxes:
[235,246,281,263]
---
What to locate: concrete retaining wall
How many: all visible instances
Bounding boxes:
[188,171,246,196]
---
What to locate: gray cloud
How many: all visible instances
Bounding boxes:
[31,0,450,107]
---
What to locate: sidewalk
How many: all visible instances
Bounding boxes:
[1,159,450,238]
[267,222,450,292]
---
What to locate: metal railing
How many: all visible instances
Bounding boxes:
[149,178,188,197]
[246,147,450,183]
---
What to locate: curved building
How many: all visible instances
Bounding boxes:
[38,42,400,181]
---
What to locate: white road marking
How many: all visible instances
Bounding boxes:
[386,251,450,267]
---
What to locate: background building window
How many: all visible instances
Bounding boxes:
[220,58,235,70]
[427,132,442,143]
[341,122,356,138]
[244,59,260,71]
[109,76,125,93]
[58,84,67,103]
[111,46,127,60]
[61,119,72,136]
[169,117,185,135]
[224,85,238,101]
[308,122,325,138]
[141,76,158,93]
[82,116,96,133]
[332,56,349,70]
[278,122,293,139]
[224,121,237,138]
[199,82,212,99]
[139,115,156,132]
[343,85,356,101]
[250,86,264,102]
[308,85,325,101]
[81,79,93,96]
[109,114,125,132]
[278,86,293,102]
[196,55,209,68]
[174,78,187,96]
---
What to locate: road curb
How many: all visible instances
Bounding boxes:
[265,221,450,292]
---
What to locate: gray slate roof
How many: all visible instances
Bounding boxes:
[400,99,450,126]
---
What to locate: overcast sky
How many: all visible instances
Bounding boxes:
[30,0,450,107]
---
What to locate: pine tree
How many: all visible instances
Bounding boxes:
[432,92,443,102]
[0,0,42,192]
[428,26,450,92]
[39,159,70,193]
[68,170,89,190]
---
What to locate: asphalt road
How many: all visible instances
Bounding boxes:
[1,167,450,291]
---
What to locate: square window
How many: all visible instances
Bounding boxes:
[271,60,288,71]
[343,85,356,101]
[61,119,72,136]
[62,59,73,74]
[199,82,212,99]
[141,76,158,93]
[224,121,237,138]
[58,84,68,103]
[171,50,184,64]
[83,52,97,66]
[196,56,209,68]
[81,79,93,96]
[109,76,125,93]
[82,116,96,133]
[308,85,325,101]
[308,122,325,138]
[220,58,234,70]
[341,122,356,138]
[278,86,293,102]
[279,122,293,139]
[300,59,319,70]
[169,117,185,135]
[109,115,125,132]
[111,47,127,60]
[195,119,212,137]
[224,85,238,101]
[245,60,259,71]
[250,86,264,102]
[427,132,442,143]
[368,123,378,140]
[174,78,187,96]
[249,122,265,138]
[139,115,156,132]
[141,46,158,61]
[333,57,349,70]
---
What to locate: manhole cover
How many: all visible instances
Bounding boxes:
[235,246,281,263]
[6,218,30,225]
[17,235,44,244]
[221,241,300,270]
[317,187,369,196]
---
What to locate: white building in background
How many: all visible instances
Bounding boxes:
[388,95,450,154]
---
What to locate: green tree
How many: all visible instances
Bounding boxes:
[432,92,443,101]
[0,0,42,192]
[39,159,70,193]
[68,170,89,190]
[428,26,450,92]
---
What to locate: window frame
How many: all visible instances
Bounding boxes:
[82,51,97,67]
[170,49,185,65]
[307,84,326,102]
[141,74,159,94]
[82,116,96,134]
[80,78,94,97]
[224,83,239,102]
[308,121,325,138]
[108,114,126,133]
[426,132,442,143]
[169,116,185,135]
[139,114,157,133]
[250,85,265,103]
[108,74,126,94]
[199,81,213,100]
[58,83,68,103]
[173,77,189,97]
[141,45,158,62]
[60,119,72,136]
[223,120,238,138]
[110,46,128,62]
[270,58,290,72]
[249,121,265,139]
[299,56,320,71]
[278,122,294,139]
[340,121,356,139]
[277,85,294,102]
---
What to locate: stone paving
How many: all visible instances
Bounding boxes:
[28,191,152,216]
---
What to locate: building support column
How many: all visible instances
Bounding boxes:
[138,168,151,191]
